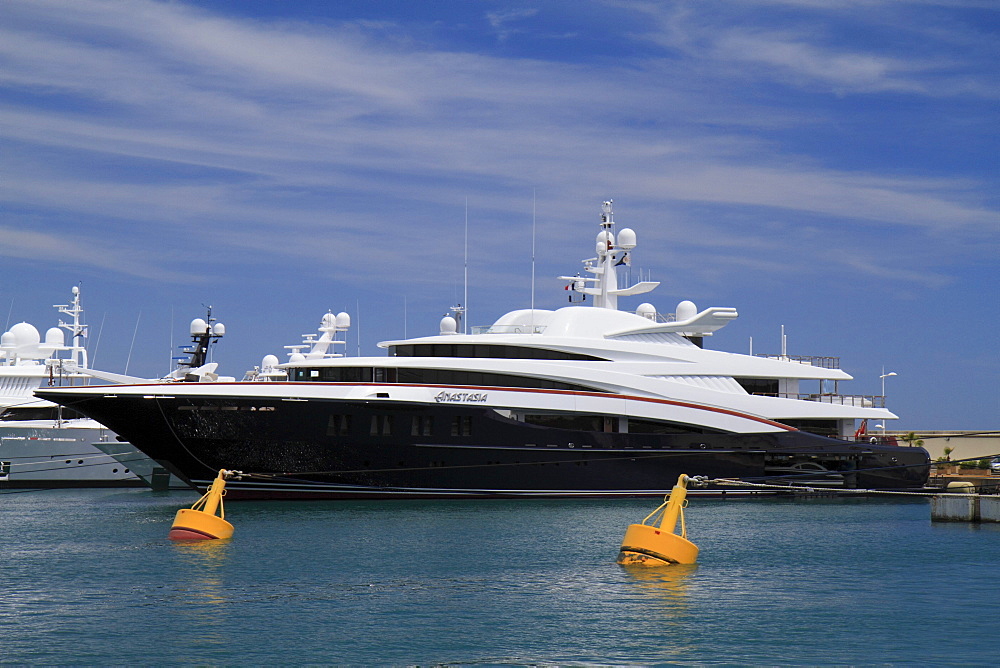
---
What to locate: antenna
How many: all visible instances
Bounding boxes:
[91,312,106,367]
[125,310,142,375]
[356,298,360,357]
[169,305,174,375]
[464,198,469,335]
[531,190,536,334]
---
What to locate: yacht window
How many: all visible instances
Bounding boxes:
[389,344,606,361]
[370,415,392,436]
[327,414,352,436]
[524,414,616,432]
[736,378,779,396]
[627,419,717,435]
[373,367,397,383]
[292,366,598,392]
[451,415,472,436]
[775,419,839,437]
[0,406,85,421]
[411,415,434,436]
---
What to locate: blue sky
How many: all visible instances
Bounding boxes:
[1,0,997,430]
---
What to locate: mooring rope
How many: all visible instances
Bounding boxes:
[704,477,997,497]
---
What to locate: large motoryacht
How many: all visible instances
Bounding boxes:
[38,202,930,498]
[0,287,141,487]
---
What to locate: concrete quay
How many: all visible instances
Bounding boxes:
[931,493,1000,523]
[886,430,999,462]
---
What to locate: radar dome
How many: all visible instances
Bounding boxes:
[617,228,636,250]
[45,327,65,346]
[636,303,656,320]
[596,230,614,254]
[439,315,458,335]
[10,323,40,346]
[261,354,280,368]
[189,318,208,336]
[322,312,337,328]
[212,323,226,337]
[336,312,351,329]
[676,300,698,322]
[1,330,16,350]
[288,352,306,364]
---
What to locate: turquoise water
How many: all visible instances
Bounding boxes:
[2,490,998,666]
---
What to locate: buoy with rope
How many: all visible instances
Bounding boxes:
[617,474,700,566]
[168,469,240,540]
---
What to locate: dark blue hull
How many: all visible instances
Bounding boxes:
[37,390,931,499]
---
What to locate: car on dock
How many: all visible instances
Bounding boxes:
[990,458,1000,475]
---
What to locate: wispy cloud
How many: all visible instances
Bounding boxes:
[0,0,995,297]
[486,8,540,42]
[619,0,998,96]
[0,224,205,283]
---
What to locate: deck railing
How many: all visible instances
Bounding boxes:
[755,354,841,369]
[751,392,885,408]
[471,325,547,335]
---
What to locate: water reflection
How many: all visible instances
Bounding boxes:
[620,562,697,604]
[618,563,700,660]
[170,539,232,646]
[172,538,232,568]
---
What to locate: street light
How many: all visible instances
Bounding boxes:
[879,369,897,435]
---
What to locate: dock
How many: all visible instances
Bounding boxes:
[931,493,1000,523]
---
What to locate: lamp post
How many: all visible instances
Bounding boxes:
[879,369,897,435]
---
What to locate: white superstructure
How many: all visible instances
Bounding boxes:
[357,199,892,438]
[0,287,139,485]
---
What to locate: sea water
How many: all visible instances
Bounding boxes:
[2,489,998,666]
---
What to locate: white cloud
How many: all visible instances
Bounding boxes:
[710,31,923,93]
[0,0,995,296]
[486,8,540,42]
[617,0,997,96]
[0,225,204,283]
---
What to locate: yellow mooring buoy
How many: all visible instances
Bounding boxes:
[168,469,235,540]
[617,474,698,566]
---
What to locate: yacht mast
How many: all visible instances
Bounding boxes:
[560,200,659,310]
[55,286,88,369]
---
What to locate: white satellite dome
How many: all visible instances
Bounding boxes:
[596,229,614,254]
[336,312,351,329]
[44,327,65,346]
[440,316,458,335]
[1,330,16,350]
[636,302,656,320]
[288,352,306,364]
[10,322,40,346]
[261,354,280,368]
[189,318,208,336]
[617,227,637,250]
[676,300,698,322]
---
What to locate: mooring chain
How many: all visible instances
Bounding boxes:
[708,477,992,497]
